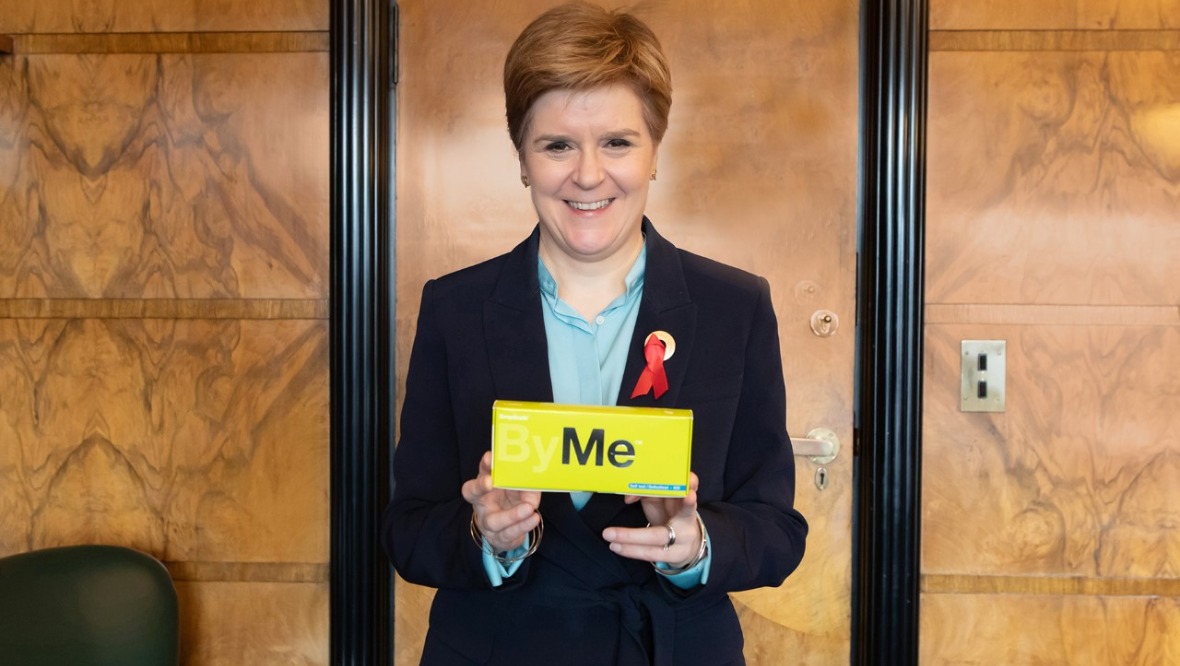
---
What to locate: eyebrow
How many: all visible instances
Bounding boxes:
[531,129,644,144]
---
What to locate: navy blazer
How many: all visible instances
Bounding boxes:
[384,220,807,666]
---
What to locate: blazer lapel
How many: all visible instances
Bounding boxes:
[485,228,554,403]
[617,219,697,409]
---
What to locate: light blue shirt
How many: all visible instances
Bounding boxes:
[483,245,710,589]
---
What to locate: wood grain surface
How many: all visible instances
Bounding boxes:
[177,581,329,665]
[926,50,1180,307]
[931,0,1180,30]
[932,29,1180,51]
[0,318,330,562]
[1,12,332,662]
[11,32,330,55]
[923,324,1180,578]
[921,593,1180,664]
[0,0,327,34]
[924,7,1178,661]
[0,52,328,299]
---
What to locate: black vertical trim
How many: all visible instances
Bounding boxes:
[330,0,393,663]
[854,0,928,663]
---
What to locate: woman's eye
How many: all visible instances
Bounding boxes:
[605,138,632,149]
[545,141,571,153]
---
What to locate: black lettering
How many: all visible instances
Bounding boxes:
[607,439,635,468]
[563,427,605,466]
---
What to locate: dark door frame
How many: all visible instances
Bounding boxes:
[329,0,393,663]
[328,1,928,663]
[854,0,928,663]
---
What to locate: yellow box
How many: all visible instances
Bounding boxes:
[491,400,693,497]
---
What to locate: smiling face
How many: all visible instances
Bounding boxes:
[520,84,659,270]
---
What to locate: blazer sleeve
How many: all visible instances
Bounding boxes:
[692,276,808,598]
[381,280,523,590]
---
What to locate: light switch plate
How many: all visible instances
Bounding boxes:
[961,340,1006,413]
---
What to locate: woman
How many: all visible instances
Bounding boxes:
[383,3,807,665]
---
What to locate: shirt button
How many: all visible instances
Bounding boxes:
[595,315,605,325]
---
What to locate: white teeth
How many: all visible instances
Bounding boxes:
[568,199,612,211]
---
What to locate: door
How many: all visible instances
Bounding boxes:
[392,2,860,663]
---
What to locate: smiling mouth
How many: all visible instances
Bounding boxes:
[567,198,613,211]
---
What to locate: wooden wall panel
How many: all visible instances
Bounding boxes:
[925,3,1180,662]
[1,53,328,299]
[926,51,1180,307]
[0,0,331,661]
[931,0,1180,30]
[0,318,329,560]
[177,581,329,665]
[922,324,1180,577]
[395,1,858,664]
[0,0,327,33]
[922,593,1180,664]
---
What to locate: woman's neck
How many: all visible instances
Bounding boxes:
[540,236,643,322]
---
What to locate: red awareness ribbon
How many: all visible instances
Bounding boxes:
[630,334,669,400]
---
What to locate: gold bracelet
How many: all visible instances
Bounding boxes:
[469,512,544,565]
[653,512,708,577]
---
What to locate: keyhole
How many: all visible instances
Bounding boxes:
[815,467,829,491]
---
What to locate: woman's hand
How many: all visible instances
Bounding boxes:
[461,451,542,553]
[601,472,702,568]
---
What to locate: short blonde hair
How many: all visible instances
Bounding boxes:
[504,2,672,152]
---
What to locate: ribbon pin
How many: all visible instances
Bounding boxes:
[630,330,675,400]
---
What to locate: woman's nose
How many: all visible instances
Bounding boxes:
[572,149,605,189]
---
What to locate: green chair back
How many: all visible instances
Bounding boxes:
[0,544,179,666]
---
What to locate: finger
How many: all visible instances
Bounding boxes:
[482,507,541,552]
[637,495,687,526]
[505,498,539,523]
[602,523,676,550]
[606,543,682,563]
[679,473,700,510]
[506,489,541,513]
[661,480,699,521]
[675,487,699,518]
[461,477,486,505]
[603,528,693,564]
[482,501,539,534]
[461,466,498,503]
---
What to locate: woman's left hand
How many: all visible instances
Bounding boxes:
[601,472,702,568]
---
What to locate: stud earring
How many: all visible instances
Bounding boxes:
[650,170,657,181]
[521,175,530,188]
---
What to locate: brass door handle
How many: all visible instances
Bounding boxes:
[792,427,840,465]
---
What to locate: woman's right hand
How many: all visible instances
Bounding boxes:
[461,451,542,553]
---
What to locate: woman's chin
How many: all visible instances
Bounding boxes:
[561,235,636,263]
